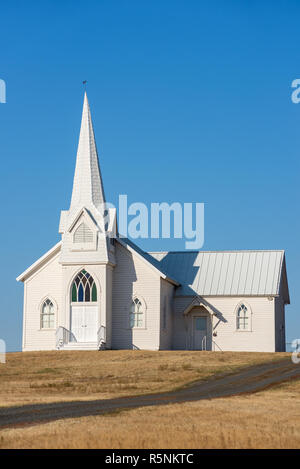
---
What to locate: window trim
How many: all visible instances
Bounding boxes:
[128,295,147,330]
[235,302,252,332]
[39,297,57,330]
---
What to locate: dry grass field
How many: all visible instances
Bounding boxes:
[0,377,299,449]
[0,350,288,407]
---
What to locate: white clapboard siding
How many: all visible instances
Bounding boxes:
[111,242,162,350]
[159,278,175,350]
[23,253,62,351]
[172,296,277,352]
[274,296,286,352]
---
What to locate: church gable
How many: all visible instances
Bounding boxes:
[16,241,62,283]
[67,208,99,252]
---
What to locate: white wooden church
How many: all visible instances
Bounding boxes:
[17,93,290,352]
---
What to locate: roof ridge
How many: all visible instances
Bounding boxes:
[149,249,286,254]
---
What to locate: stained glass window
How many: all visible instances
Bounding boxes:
[41,299,55,329]
[71,270,97,302]
[130,298,143,328]
[237,304,249,330]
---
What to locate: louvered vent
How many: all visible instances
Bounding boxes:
[74,223,93,243]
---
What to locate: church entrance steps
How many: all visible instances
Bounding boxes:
[60,342,98,351]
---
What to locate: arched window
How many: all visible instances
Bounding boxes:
[237,304,249,330]
[74,223,93,243]
[41,299,55,329]
[130,298,143,328]
[71,270,97,302]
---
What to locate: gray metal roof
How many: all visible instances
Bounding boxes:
[149,250,289,301]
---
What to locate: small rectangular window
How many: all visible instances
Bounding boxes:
[195,317,206,331]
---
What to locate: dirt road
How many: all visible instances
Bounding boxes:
[0,358,299,429]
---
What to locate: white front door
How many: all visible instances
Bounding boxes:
[84,306,98,342]
[193,316,207,350]
[71,305,98,342]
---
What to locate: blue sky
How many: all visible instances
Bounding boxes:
[0,0,299,351]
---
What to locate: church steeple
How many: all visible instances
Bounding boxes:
[69,92,105,212]
[59,92,116,266]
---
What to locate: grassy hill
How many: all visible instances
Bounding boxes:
[0,350,288,407]
[1,351,298,449]
[3,377,298,449]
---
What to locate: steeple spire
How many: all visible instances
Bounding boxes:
[69,92,105,212]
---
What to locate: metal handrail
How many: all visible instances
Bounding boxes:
[55,326,70,349]
[212,340,223,352]
[97,325,106,350]
[201,335,207,351]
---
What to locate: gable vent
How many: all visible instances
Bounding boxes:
[74,223,93,243]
